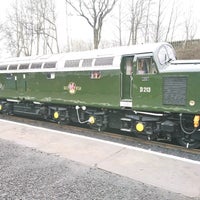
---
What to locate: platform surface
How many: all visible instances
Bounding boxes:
[0,119,199,198]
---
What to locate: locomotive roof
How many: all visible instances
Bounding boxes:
[0,42,169,72]
[161,60,200,73]
[1,42,165,61]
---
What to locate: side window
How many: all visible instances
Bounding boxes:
[151,60,158,74]
[90,71,101,79]
[137,57,157,75]
[6,73,14,80]
[46,73,55,79]
[125,57,133,75]
[158,45,176,66]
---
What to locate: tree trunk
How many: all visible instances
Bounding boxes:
[94,28,99,49]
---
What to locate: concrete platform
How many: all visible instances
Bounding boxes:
[0,119,199,198]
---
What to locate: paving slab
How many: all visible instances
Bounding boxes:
[0,119,200,198]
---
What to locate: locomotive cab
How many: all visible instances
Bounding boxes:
[120,53,158,108]
[131,43,177,112]
[119,43,200,148]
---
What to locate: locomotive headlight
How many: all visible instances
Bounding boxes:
[194,115,200,128]
[54,111,59,119]
[189,100,195,106]
[136,122,144,132]
[0,104,2,111]
[88,116,95,124]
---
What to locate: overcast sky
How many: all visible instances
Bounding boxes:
[60,0,200,47]
[1,0,200,55]
[1,0,200,36]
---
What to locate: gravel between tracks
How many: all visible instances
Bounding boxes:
[0,139,197,200]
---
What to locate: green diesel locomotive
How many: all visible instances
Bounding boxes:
[0,42,200,148]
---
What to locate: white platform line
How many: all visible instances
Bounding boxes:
[1,118,200,165]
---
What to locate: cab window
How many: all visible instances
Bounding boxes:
[136,58,157,75]
[158,45,176,67]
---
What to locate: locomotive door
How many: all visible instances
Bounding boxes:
[120,56,134,108]
[17,74,27,92]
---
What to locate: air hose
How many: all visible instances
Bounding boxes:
[75,106,95,124]
[179,113,197,135]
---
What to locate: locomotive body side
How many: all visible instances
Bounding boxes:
[133,71,200,114]
[0,69,121,109]
[0,42,200,148]
[131,44,200,114]
[0,52,122,109]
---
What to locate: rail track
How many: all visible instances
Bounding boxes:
[0,114,200,161]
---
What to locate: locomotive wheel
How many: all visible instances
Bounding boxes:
[89,123,107,132]
[177,135,200,149]
[58,118,70,125]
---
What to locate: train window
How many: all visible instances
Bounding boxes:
[158,45,175,66]
[150,60,158,74]
[43,62,56,68]
[158,46,168,65]
[46,72,55,79]
[125,58,133,75]
[0,65,8,70]
[65,60,80,68]
[90,71,101,79]
[19,64,29,70]
[82,59,93,67]
[94,57,113,66]
[31,63,42,69]
[9,64,18,70]
[5,73,14,79]
[165,45,176,61]
[137,58,157,75]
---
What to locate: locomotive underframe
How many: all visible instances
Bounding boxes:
[1,99,200,148]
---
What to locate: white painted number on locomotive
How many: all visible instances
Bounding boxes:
[140,87,151,93]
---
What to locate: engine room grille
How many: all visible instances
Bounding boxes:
[163,76,187,106]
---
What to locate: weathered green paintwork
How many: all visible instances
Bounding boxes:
[0,42,199,116]
[133,74,162,111]
[132,71,200,114]
[0,65,200,114]
[1,43,200,148]
[0,70,121,109]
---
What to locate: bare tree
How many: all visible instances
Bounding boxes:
[144,0,152,43]
[183,8,197,45]
[2,0,40,56]
[1,0,60,56]
[154,0,163,42]
[65,0,118,49]
[113,0,126,46]
[128,0,152,44]
[164,0,181,42]
[3,0,28,56]
[117,1,122,46]
[164,0,174,41]
[40,0,60,53]
[65,3,72,52]
[153,0,181,42]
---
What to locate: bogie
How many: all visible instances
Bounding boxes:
[0,99,200,148]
